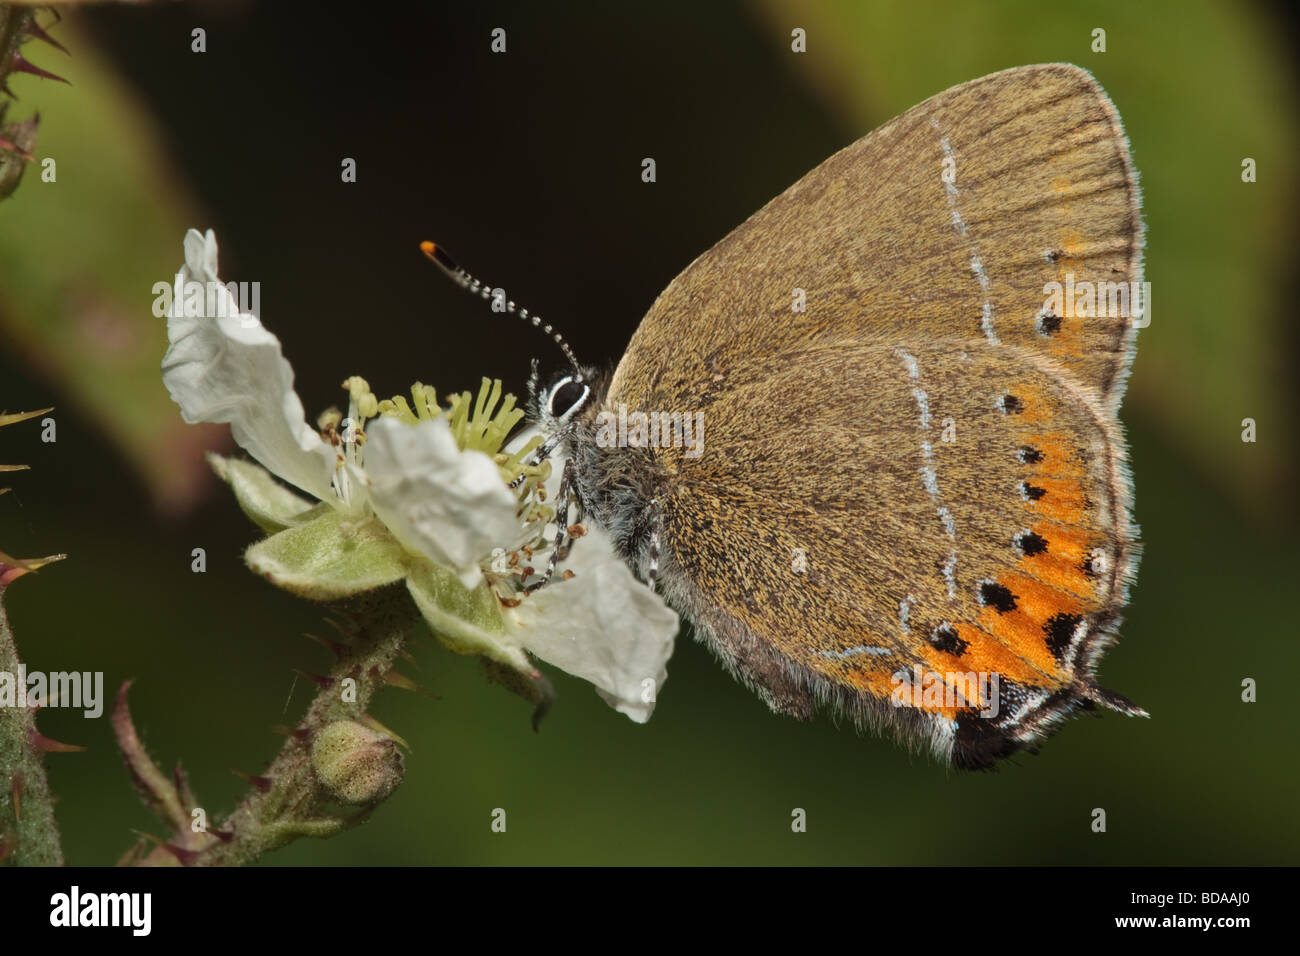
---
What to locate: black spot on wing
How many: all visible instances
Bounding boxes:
[1044,612,1083,659]
[929,624,968,656]
[977,581,1018,613]
[1021,482,1047,501]
[1016,531,1048,556]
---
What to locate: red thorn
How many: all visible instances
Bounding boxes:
[293,668,334,689]
[323,615,352,637]
[231,769,272,793]
[172,763,199,809]
[25,20,69,55]
[9,53,70,85]
[270,724,310,740]
[10,771,23,820]
[209,829,234,844]
[133,828,200,864]
[27,728,86,753]
[381,669,419,692]
[162,843,199,866]
[0,135,33,162]
[360,713,412,750]
[304,632,348,660]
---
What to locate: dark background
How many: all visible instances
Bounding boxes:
[1,0,1297,864]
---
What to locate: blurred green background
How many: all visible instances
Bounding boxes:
[1,0,1297,865]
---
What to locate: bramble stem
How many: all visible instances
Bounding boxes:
[191,585,416,866]
[0,589,64,866]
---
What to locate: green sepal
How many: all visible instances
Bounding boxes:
[404,562,552,722]
[245,509,407,601]
[404,560,527,672]
[484,659,554,731]
[226,455,549,719]
[209,453,319,533]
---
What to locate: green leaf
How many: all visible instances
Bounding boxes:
[0,26,218,511]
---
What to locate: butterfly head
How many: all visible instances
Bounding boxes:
[417,239,601,440]
[531,366,601,433]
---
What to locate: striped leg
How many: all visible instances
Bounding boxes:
[526,458,576,593]
[646,496,663,593]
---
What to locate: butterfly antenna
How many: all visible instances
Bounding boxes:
[419,241,583,378]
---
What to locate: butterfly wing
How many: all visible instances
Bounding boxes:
[604,64,1144,767]
[610,63,1142,406]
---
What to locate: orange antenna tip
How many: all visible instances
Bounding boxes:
[419,240,436,255]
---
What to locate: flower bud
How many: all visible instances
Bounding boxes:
[310,720,404,805]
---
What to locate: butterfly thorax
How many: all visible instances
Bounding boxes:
[561,388,669,575]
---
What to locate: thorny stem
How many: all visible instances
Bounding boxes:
[117,585,418,867]
[191,585,416,866]
[0,588,64,866]
[175,587,413,868]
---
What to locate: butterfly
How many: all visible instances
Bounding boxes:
[441,63,1146,769]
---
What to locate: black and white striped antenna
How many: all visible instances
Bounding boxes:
[419,241,583,378]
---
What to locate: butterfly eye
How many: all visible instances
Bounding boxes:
[547,377,590,420]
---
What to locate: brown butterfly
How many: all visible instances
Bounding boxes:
[444,63,1146,769]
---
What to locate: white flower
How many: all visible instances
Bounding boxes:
[161,228,679,722]
[162,228,517,585]
[510,518,677,723]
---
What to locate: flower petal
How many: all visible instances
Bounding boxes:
[162,228,338,503]
[361,415,520,588]
[245,509,407,600]
[511,520,680,723]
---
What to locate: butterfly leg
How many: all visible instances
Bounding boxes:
[508,424,572,490]
[555,486,585,561]
[646,496,663,593]
[526,457,576,593]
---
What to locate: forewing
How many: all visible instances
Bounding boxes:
[609,63,1143,412]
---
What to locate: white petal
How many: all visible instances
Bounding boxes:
[361,415,520,588]
[161,229,338,503]
[511,512,680,723]
[183,226,220,282]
